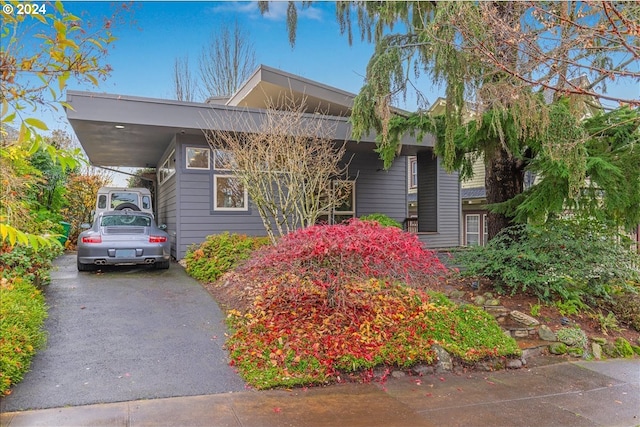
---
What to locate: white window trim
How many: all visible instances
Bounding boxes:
[158,149,176,184]
[186,147,210,170]
[214,175,248,211]
[408,157,417,189]
[465,214,480,246]
[482,213,488,246]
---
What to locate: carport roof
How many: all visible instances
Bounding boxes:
[65,65,434,168]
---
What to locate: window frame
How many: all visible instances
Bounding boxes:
[317,180,356,224]
[185,146,211,170]
[158,149,176,184]
[482,213,488,246]
[213,174,248,211]
[465,214,481,246]
[408,156,418,189]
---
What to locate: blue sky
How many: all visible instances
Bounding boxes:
[63,2,388,103]
[33,1,418,137]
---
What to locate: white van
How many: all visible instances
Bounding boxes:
[95,187,153,217]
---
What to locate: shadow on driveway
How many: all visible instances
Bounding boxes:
[0,253,245,412]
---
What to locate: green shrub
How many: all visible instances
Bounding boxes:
[0,244,63,286]
[613,337,634,358]
[0,277,48,395]
[601,289,640,332]
[359,213,403,229]
[457,218,640,306]
[184,233,270,283]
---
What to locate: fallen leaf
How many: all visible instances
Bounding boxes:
[273,407,282,413]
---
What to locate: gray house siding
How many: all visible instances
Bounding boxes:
[168,135,416,259]
[415,152,461,248]
[417,151,438,232]
[175,134,267,259]
[156,138,178,258]
[349,153,407,223]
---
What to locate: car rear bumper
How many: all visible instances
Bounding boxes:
[78,247,170,266]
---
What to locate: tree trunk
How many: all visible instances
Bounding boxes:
[485,146,524,241]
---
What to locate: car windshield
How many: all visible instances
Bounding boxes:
[100,215,151,227]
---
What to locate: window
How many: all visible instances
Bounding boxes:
[110,192,139,209]
[483,214,488,246]
[465,214,480,246]
[101,214,151,227]
[317,180,356,224]
[213,149,236,171]
[142,196,151,210]
[186,147,210,170]
[214,175,248,211]
[408,157,417,189]
[158,150,176,184]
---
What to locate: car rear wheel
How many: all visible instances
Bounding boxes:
[77,260,95,272]
[155,260,170,270]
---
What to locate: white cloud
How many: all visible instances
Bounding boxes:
[204,1,324,23]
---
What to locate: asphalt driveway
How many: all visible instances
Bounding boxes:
[0,253,245,412]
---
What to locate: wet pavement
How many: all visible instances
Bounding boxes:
[1,358,638,427]
[0,253,245,412]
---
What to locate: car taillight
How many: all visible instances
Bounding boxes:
[82,236,102,244]
[149,236,167,243]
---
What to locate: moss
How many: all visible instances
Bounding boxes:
[567,347,584,358]
[613,337,634,358]
[549,342,567,355]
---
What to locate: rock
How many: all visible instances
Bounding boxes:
[391,370,406,378]
[449,290,466,300]
[567,347,584,358]
[411,364,434,376]
[510,310,540,327]
[591,343,602,360]
[475,359,504,371]
[506,359,523,369]
[591,337,607,345]
[603,343,617,357]
[485,298,501,306]
[473,296,486,306]
[549,342,567,355]
[484,305,509,317]
[432,345,453,373]
[483,292,494,299]
[538,325,557,341]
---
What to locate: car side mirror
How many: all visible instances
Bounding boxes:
[80,223,91,229]
[158,224,167,230]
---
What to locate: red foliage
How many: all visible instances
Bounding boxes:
[234,219,447,309]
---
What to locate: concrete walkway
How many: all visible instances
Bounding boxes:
[2,358,638,427]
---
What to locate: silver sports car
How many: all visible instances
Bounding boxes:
[77,211,171,271]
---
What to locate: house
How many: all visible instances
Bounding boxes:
[65,65,461,260]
